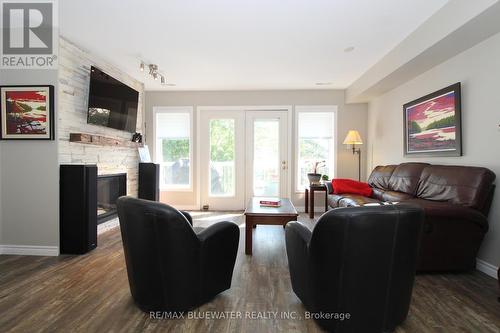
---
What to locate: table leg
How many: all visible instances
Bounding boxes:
[304,188,309,213]
[245,216,253,255]
[325,190,328,212]
[309,189,315,219]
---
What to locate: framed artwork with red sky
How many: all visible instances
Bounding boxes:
[0,86,54,140]
[403,83,462,157]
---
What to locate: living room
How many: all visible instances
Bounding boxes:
[0,0,499,332]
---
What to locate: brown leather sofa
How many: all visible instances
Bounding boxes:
[326,163,496,271]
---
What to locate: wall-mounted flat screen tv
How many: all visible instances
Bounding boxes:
[87,66,139,133]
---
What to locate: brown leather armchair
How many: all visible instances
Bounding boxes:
[327,163,496,272]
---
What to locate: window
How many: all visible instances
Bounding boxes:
[155,108,192,190]
[296,109,336,191]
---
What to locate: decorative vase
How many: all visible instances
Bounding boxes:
[307,173,322,185]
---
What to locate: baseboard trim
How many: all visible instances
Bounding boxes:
[0,245,59,256]
[476,258,498,279]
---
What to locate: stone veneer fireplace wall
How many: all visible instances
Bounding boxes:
[57,37,145,196]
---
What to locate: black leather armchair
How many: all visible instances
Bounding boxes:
[286,205,424,332]
[117,197,240,312]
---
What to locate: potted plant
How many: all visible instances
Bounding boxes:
[321,174,329,184]
[307,160,325,185]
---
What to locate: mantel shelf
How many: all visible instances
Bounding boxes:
[69,133,143,148]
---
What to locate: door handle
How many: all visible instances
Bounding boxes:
[281,161,287,170]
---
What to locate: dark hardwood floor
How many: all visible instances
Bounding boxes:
[1,211,499,332]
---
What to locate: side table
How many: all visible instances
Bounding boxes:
[304,184,328,219]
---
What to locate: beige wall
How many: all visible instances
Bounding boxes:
[0,69,59,252]
[145,90,368,209]
[367,32,500,269]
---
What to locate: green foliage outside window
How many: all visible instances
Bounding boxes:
[299,139,328,160]
[162,139,189,162]
[210,119,234,162]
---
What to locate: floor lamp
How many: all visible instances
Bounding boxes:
[343,130,363,181]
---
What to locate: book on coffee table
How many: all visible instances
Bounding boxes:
[259,197,281,207]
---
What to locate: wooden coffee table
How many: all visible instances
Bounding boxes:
[244,197,298,255]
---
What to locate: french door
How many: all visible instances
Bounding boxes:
[200,110,246,210]
[200,109,289,211]
[245,111,288,200]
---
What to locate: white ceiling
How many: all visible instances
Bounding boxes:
[60,0,449,91]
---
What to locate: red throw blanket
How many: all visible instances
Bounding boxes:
[332,178,373,197]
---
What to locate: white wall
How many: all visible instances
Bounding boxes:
[145,90,368,209]
[367,31,500,269]
[0,69,59,254]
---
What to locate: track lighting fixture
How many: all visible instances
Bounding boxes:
[140,61,171,85]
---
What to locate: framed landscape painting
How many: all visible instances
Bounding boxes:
[0,85,55,140]
[403,83,462,157]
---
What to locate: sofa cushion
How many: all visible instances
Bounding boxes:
[338,195,381,207]
[327,194,344,207]
[387,163,429,195]
[371,188,386,201]
[416,165,496,210]
[367,165,397,190]
[328,194,381,208]
[381,190,413,202]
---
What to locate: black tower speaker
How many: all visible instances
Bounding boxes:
[139,163,160,201]
[60,164,98,254]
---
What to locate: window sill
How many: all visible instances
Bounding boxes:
[160,187,193,192]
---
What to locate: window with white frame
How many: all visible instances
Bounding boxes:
[155,109,192,190]
[296,110,335,191]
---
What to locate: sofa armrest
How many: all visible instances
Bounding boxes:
[180,211,193,226]
[325,182,333,194]
[406,200,490,232]
[285,222,312,306]
[428,205,489,232]
[286,221,312,245]
[196,221,240,299]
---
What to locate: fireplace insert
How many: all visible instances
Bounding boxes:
[97,173,127,224]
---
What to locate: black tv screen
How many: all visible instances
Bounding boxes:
[87,66,139,133]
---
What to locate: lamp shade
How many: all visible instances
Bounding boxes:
[343,130,363,145]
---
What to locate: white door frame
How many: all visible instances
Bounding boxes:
[197,106,293,209]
